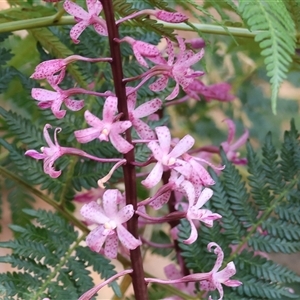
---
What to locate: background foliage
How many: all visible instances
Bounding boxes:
[0,0,300,299]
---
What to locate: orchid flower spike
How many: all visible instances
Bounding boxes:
[221,119,249,165]
[74,96,133,154]
[64,0,107,44]
[80,189,142,258]
[150,36,205,100]
[142,126,194,188]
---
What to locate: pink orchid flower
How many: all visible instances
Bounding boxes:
[142,126,194,188]
[163,264,196,300]
[118,37,166,68]
[150,36,204,100]
[80,189,142,258]
[145,242,242,300]
[186,79,235,102]
[184,188,222,244]
[74,96,133,154]
[221,119,249,165]
[64,0,107,44]
[25,124,122,178]
[126,87,162,139]
[31,55,111,85]
[31,86,84,119]
[25,124,66,178]
[200,242,242,300]
[182,153,224,198]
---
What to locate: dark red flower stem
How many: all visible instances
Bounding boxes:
[100,1,148,299]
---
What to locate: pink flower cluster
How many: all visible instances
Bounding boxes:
[26,0,246,299]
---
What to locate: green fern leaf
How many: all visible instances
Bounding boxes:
[239,0,296,113]
[0,209,120,299]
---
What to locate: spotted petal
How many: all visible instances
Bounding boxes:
[86,225,108,253]
[117,224,142,250]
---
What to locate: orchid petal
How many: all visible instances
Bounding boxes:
[169,134,194,158]
[94,22,108,36]
[166,38,175,65]
[133,98,162,118]
[164,264,182,280]
[103,96,117,122]
[86,0,102,14]
[31,59,65,80]
[142,162,163,188]
[109,132,133,154]
[208,242,224,273]
[155,126,171,153]
[63,0,89,19]
[117,224,142,250]
[166,83,180,100]
[194,188,213,209]
[126,87,137,111]
[116,204,134,224]
[132,118,156,140]
[25,150,45,160]
[84,110,104,128]
[111,121,132,134]
[156,11,188,23]
[80,201,109,224]
[43,124,55,148]
[86,225,108,253]
[104,233,118,259]
[102,190,118,218]
[74,127,101,144]
[230,129,249,151]
[64,98,85,111]
[149,76,168,91]
[70,20,89,44]
[44,157,61,178]
[147,141,164,161]
[133,47,149,68]
[51,98,65,119]
[223,119,235,144]
[183,218,198,244]
[150,191,171,210]
[31,88,58,101]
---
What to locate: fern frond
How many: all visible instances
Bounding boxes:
[0,108,44,148]
[239,0,296,113]
[0,209,119,299]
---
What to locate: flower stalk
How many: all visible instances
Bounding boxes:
[100,0,148,298]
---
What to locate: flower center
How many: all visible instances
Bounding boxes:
[104,220,117,230]
[99,128,110,141]
[162,155,176,166]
